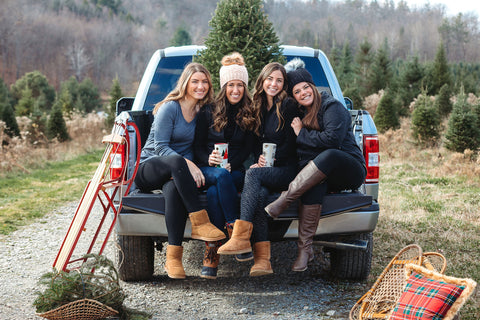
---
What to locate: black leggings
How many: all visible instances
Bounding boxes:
[135,154,201,245]
[302,149,366,205]
[240,165,297,242]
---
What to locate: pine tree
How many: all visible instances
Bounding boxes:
[47,101,70,142]
[373,89,399,133]
[367,38,392,95]
[435,84,452,118]
[77,78,101,113]
[15,87,35,116]
[411,91,440,146]
[195,0,283,89]
[355,38,373,98]
[397,56,424,107]
[1,104,20,137]
[445,88,480,152]
[10,71,56,113]
[106,77,123,128]
[428,42,452,95]
[170,27,192,46]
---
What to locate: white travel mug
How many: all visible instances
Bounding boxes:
[214,143,228,168]
[262,143,276,167]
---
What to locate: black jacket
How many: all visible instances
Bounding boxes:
[296,91,365,169]
[255,97,300,167]
[194,103,254,171]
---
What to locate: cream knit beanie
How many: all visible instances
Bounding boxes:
[219,52,249,88]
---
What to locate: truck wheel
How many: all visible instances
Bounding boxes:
[116,234,154,281]
[329,232,373,280]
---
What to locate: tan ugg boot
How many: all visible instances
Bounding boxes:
[292,204,322,272]
[225,222,254,262]
[217,220,253,255]
[250,241,273,276]
[265,161,327,218]
[165,245,186,279]
[189,209,226,241]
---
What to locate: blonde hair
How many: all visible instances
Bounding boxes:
[252,62,288,134]
[153,62,214,114]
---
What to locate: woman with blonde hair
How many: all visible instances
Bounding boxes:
[194,52,258,279]
[135,62,226,279]
[217,62,300,276]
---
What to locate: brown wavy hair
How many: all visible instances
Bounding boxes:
[252,62,288,134]
[299,82,321,131]
[153,62,214,115]
[212,84,256,132]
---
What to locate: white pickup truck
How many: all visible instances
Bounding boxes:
[112,45,380,282]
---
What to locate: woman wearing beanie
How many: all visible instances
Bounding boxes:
[217,62,300,277]
[193,52,258,279]
[265,59,367,272]
[135,62,226,280]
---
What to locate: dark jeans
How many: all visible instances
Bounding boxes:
[200,166,244,229]
[240,165,297,242]
[302,149,367,205]
[135,154,202,245]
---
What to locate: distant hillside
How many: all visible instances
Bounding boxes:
[0,0,478,93]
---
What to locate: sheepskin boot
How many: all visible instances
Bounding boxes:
[165,245,186,279]
[225,222,254,262]
[264,161,326,218]
[217,220,253,255]
[249,241,273,276]
[292,204,322,272]
[189,209,226,241]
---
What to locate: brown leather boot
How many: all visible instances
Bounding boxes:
[225,222,254,262]
[165,245,186,279]
[292,204,322,272]
[217,220,253,255]
[265,161,327,218]
[200,241,221,279]
[189,209,226,241]
[250,241,273,276]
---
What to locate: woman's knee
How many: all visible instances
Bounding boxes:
[166,154,187,171]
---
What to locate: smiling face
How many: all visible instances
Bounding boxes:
[186,71,210,102]
[292,82,314,108]
[225,80,245,105]
[262,70,284,100]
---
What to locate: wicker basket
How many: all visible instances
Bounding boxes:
[38,298,118,320]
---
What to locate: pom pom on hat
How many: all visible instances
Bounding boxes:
[219,52,249,88]
[285,58,314,96]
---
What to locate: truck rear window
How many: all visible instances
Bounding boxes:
[144,55,330,111]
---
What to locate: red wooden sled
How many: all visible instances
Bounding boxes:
[53,120,140,272]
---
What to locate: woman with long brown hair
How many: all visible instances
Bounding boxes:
[265,59,366,272]
[134,62,226,279]
[217,62,300,276]
[193,52,257,279]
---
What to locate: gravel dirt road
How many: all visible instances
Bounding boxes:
[0,202,370,319]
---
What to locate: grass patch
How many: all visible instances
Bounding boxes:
[0,149,103,235]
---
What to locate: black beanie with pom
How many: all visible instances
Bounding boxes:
[284,58,314,96]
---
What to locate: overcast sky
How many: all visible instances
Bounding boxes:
[400,0,480,16]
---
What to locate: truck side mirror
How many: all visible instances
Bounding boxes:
[116,97,135,115]
[344,97,353,110]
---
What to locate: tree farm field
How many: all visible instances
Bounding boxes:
[0,117,479,318]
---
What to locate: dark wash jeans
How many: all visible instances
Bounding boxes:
[200,166,244,230]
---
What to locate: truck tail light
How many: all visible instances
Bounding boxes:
[110,142,125,180]
[363,134,379,183]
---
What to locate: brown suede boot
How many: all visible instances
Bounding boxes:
[250,241,273,276]
[189,209,226,241]
[225,222,254,262]
[292,204,322,272]
[165,245,186,279]
[200,241,221,279]
[217,220,253,255]
[265,161,327,218]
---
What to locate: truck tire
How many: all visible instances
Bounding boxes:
[329,232,373,280]
[116,234,154,281]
